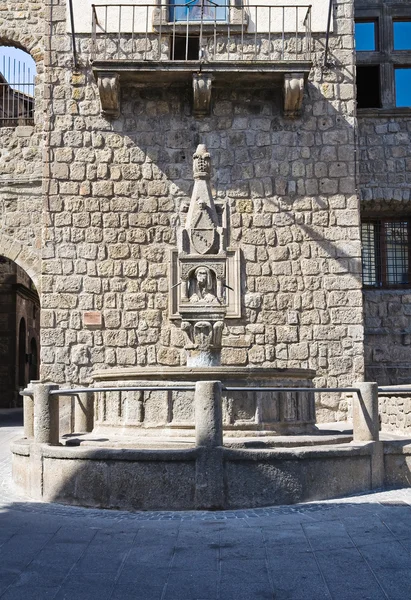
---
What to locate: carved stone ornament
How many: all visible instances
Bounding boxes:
[193,73,213,118]
[97,72,120,119]
[181,320,223,352]
[284,73,304,118]
[183,144,220,255]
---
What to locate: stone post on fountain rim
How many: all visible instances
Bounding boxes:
[194,380,224,509]
[353,381,384,489]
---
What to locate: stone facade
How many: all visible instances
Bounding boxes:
[0,0,368,423]
[357,0,411,385]
[360,115,411,384]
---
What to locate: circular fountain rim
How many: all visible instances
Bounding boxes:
[92,366,317,382]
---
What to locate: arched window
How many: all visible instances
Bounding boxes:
[18,318,27,388]
[0,46,36,127]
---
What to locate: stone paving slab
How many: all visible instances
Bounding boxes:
[2,416,411,599]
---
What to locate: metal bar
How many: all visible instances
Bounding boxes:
[295,5,298,60]
[378,388,411,393]
[50,386,197,396]
[224,387,361,393]
[324,0,333,66]
[214,10,217,61]
[199,0,204,60]
[173,7,176,60]
[131,5,135,58]
[13,58,16,121]
[268,6,271,60]
[227,5,230,61]
[282,5,285,60]
[241,4,244,60]
[118,4,122,59]
[186,8,189,61]
[254,5,257,60]
[68,0,79,69]
[145,5,149,59]
[91,4,96,61]
[158,3,162,61]
[105,5,108,60]
[21,384,363,397]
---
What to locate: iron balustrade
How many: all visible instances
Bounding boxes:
[91,2,312,62]
[21,385,360,397]
[0,56,35,127]
[21,382,381,446]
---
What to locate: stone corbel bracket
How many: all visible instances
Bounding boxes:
[97,72,120,119]
[284,72,305,119]
[193,73,213,118]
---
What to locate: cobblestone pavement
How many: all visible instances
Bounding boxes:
[2,411,411,599]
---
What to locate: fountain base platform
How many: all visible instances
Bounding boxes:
[11,427,411,510]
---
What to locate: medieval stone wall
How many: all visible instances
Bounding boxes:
[359,117,411,384]
[0,1,44,282]
[0,0,363,422]
[33,0,362,422]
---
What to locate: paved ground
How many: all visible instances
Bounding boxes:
[2,410,411,599]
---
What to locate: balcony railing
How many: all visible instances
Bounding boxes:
[0,56,35,127]
[91,2,312,63]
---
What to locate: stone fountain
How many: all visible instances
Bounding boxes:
[92,145,316,439]
[13,145,388,512]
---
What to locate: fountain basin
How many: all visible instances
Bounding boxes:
[92,366,317,437]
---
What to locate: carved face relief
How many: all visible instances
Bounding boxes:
[189,266,217,304]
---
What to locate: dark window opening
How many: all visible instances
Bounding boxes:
[29,338,38,382]
[171,36,200,60]
[394,21,411,50]
[362,220,411,288]
[395,67,411,107]
[18,318,26,388]
[355,20,377,51]
[356,65,381,108]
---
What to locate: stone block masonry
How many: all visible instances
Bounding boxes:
[0,0,364,422]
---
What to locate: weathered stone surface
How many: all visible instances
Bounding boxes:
[0,0,365,423]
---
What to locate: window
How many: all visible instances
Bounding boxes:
[395,68,411,107]
[362,220,411,288]
[170,0,227,23]
[357,65,381,109]
[355,21,377,51]
[394,21,411,50]
[356,9,411,111]
[0,47,36,127]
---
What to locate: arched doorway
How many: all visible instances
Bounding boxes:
[0,256,40,407]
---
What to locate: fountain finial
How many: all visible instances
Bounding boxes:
[193,144,211,180]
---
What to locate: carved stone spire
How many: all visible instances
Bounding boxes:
[183,144,219,255]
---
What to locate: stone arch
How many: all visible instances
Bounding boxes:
[0,31,43,65]
[0,233,41,293]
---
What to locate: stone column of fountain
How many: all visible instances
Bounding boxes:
[177,144,227,367]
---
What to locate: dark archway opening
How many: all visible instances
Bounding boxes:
[0,257,40,408]
[18,318,26,388]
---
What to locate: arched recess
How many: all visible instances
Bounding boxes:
[0,251,41,408]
